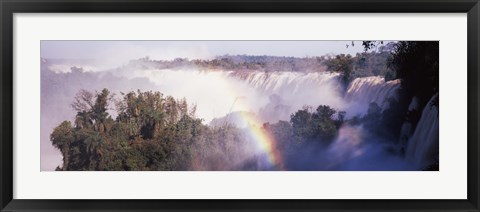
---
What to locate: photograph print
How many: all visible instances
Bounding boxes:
[41,41,439,171]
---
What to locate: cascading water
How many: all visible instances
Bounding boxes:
[128,69,347,124]
[42,60,426,170]
[399,97,419,148]
[406,94,439,168]
[230,71,342,96]
[123,68,403,124]
[229,71,346,122]
[345,76,401,114]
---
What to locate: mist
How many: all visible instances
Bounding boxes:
[41,59,160,170]
[42,57,416,171]
[40,41,438,171]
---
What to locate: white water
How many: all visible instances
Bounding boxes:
[125,69,401,124]
[406,94,439,168]
[127,69,348,123]
[399,97,419,148]
[345,76,401,115]
[42,64,407,170]
[231,71,347,122]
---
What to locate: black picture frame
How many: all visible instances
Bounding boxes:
[1,0,479,211]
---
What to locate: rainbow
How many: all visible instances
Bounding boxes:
[239,111,284,170]
[221,82,284,170]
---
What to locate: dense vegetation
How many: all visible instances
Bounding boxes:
[52,89,256,171]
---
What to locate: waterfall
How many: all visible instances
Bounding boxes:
[399,97,419,148]
[129,69,346,123]
[42,59,433,170]
[229,71,346,122]
[230,71,342,95]
[123,69,403,123]
[406,94,439,168]
[345,76,401,111]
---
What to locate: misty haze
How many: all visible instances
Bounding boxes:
[41,41,439,171]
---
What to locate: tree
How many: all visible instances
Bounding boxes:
[362,41,384,52]
[315,105,336,120]
[71,89,94,112]
[324,54,354,85]
[290,108,314,140]
[290,105,338,144]
[312,105,337,142]
[361,41,439,108]
[53,88,211,171]
[92,88,111,122]
[51,121,74,170]
[389,41,439,109]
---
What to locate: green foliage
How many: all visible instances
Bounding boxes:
[51,121,74,150]
[262,105,346,170]
[51,88,253,171]
[324,48,395,86]
[389,41,439,109]
[51,121,74,170]
[290,105,339,144]
[290,108,315,139]
[324,54,354,85]
[351,51,394,79]
[92,88,110,121]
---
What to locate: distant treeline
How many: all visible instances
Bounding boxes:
[120,42,396,80]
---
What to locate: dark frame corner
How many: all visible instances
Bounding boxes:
[1,0,479,211]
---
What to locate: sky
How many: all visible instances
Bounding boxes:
[41,41,367,63]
